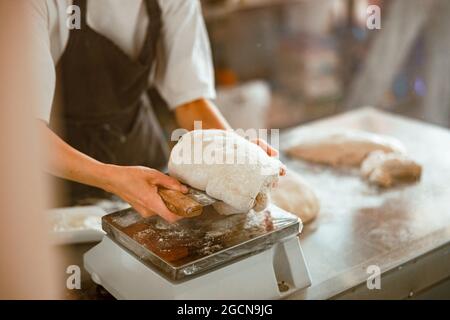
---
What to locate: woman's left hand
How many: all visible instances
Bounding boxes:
[252,138,286,176]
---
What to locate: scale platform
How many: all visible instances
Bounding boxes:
[84,204,311,299]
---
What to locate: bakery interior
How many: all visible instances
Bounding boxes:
[1,0,450,300]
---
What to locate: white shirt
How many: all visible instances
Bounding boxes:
[27,0,215,122]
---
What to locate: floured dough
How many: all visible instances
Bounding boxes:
[361,151,422,187]
[168,130,283,215]
[271,171,320,224]
[286,130,406,167]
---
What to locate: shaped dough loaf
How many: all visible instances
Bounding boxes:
[168,130,283,215]
[286,130,406,167]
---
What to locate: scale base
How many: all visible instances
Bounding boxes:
[84,236,311,300]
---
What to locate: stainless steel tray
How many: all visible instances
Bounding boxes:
[102,204,301,281]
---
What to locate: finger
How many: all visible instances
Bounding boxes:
[254,139,279,157]
[279,165,287,176]
[148,194,183,224]
[133,203,157,218]
[150,172,188,193]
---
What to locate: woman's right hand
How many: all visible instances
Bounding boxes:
[102,165,188,223]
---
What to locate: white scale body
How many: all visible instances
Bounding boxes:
[84,235,311,300]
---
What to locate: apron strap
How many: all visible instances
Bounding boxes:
[73,0,88,29]
[71,0,161,66]
[139,0,162,66]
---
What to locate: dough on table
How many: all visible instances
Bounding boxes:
[168,130,283,215]
[360,151,422,187]
[271,170,320,224]
[286,130,406,167]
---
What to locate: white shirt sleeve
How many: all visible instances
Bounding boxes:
[18,0,56,123]
[155,0,216,109]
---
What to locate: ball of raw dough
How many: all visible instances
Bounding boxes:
[271,170,320,224]
[169,130,283,214]
[360,151,422,187]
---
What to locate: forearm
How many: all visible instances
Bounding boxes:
[38,121,113,191]
[174,98,231,131]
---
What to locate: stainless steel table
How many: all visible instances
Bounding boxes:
[281,108,450,299]
[63,108,450,299]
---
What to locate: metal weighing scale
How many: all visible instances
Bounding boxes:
[84,204,311,299]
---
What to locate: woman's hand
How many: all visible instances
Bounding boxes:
[252,138,278,157]
[102,165,188,223]
[252,138,286,176]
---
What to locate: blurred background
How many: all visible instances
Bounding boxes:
[201,0,450,130]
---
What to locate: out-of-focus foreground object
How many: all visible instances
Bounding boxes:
[0,0,60,299]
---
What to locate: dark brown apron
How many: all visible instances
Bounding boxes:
[50,0,169,202]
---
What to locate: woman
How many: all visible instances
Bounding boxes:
[3,0,277,223]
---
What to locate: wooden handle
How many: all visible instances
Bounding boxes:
[158,189,203,218]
